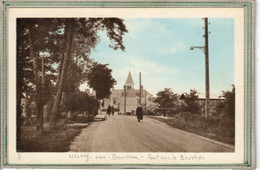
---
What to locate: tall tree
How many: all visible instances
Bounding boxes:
[27,22,45,133]
[49,20,74,128]
[154,88,179,116]
[17,18,128,130]
[87,62,116,100]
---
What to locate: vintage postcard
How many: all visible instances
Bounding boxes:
[0,0,255,169]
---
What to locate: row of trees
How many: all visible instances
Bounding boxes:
[17,18,128,143]
[154,86,235,118]
[154,88,201,116]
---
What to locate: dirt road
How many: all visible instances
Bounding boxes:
[70,114,234,152]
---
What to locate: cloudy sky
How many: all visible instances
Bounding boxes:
[86,18,234,96]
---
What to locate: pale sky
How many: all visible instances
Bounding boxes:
[85,18,234,96]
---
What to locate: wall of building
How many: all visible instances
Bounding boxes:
[119,97,138,113]
[103,90,122,109]
[103,88,154,114]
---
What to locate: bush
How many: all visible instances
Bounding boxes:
[70,114,94,123]
[62,92,99,119]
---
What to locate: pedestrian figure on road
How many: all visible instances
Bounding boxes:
[107,105,111,116]
[136,104,143,122]
[111,106,115,116]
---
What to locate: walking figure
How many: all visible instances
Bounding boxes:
[107,105,111,116]
[136,104,143,122]
[111,106,115,116]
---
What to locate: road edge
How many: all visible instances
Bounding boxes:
[146,116,235,151]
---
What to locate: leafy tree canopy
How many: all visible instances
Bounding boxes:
[87,62,116,100]
[17,17,128,98]
[182,89,201,114]
[154,88,179,108]
[221,85,235,119]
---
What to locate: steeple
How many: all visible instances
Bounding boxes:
[125,71,134,89]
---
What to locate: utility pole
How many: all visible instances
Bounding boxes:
[145,90,147,114]
[190,17,210,118]
[139,72,142,105]
[124,85,126,114]
[204,17,210,118]
[42,56,45,85]
[38,55,45,132]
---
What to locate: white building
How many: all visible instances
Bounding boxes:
[103,71,153,114]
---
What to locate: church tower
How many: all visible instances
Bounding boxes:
[125,71,134,89]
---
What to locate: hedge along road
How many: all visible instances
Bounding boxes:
[69,114,234,152]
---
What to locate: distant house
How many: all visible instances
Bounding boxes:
[197,93,225,104]
[197,93,225,113]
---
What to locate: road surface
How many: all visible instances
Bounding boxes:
[70,114,234,152]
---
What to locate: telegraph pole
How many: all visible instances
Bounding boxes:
[124,85,126,114]
[42,56,45,85]
[145,90,147,114]
[204,17,210,118]
[190,17,210,118]
[38,55,45,132]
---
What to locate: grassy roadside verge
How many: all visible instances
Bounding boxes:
[148,114,234,145]
[18,122,87,152]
